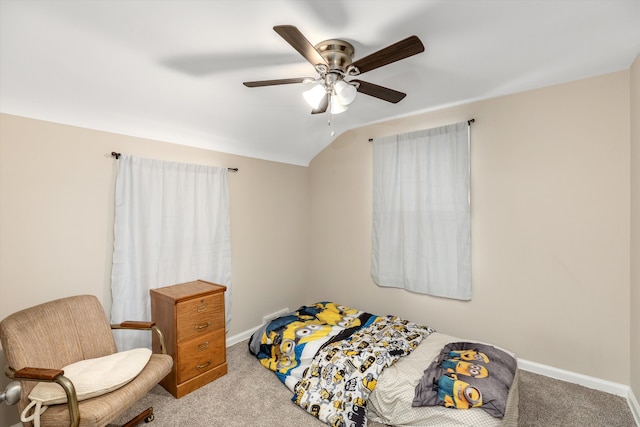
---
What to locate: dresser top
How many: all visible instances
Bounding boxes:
[151,280,226,303]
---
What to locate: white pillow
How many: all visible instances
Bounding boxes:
[21,348,152,426]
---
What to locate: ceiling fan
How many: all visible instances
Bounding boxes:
[243,25,425,115]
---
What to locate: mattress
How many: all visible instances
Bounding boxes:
[249,303,519,427]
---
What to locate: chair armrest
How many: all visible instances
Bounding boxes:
[111,321,168,355]
[114,321,155,329]
[6,366,80,427]
[13,367,63,381]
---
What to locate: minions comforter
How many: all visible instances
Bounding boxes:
[248,302,434,427]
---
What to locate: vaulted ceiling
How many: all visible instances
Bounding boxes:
[1,0,639,166]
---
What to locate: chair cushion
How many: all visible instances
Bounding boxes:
[28,348,152,405]
[36,353,173,427]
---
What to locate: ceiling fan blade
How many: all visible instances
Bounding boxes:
[311,94,329,114]
[351,35,424,75]
[351,79,406,103]
[274,25,328,67]
[243,77,306,87]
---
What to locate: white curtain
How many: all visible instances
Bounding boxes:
[111,155,232,350]
[371,122,471,300]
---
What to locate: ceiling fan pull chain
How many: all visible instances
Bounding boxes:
[327,95,335,137]
[328,114,335,137]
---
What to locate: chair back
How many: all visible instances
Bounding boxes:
[0,295,118,415]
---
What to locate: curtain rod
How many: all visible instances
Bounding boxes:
[111,152,238,172]
[367,118,475,142]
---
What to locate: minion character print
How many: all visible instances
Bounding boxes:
[436,373,483,409]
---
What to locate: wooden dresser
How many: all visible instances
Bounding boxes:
[150,280,227,398]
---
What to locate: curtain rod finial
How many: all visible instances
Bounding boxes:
[111,152,121,159]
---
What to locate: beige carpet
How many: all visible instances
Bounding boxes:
[113,340,636,427]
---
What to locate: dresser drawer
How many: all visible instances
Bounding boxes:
[176,292,224,342]
[177,329,225,383]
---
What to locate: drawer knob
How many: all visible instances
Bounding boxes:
[196,359,212,370]
[194,322,211,331]
[198,342,209,352]
[197,302,208,312]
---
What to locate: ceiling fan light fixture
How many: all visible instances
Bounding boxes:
[334,80,357,105]
[303,83,326,109]
[329,94,348,114]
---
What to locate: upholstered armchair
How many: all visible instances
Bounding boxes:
[0,295,173,427]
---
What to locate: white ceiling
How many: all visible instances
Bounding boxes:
[1,0,639,166]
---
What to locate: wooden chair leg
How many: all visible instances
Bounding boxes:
[122,407,154,427]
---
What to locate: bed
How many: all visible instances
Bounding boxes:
[248,302,519,427]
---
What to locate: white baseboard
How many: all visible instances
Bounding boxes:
[227,325,261,347]
[518,358,639,426]
[518,358,628,396]
[226,307,288,348]
[628,386,640,427]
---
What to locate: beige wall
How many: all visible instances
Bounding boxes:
[631,53,640,398]
[309,71,631,385]
[0,114,309,425]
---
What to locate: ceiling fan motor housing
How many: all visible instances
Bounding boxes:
[315,39,355,73]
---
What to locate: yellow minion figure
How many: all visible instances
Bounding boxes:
[337,315,360,328]
[448,349,490,364]
[441,359,489,378]
[274,320,335,373]
[436,373,483,409]
[328,414,345,427]
[352,397,366,407]
[320,388,334,402]
[310,404,321,417]
[362,373,377,391]
[310,364,321,378]
[274,338,296,373]
[293,322,334,344]
[342,348,359,357]
[281,320,311,342]
[333,400,346,411]
[258,331,285,371]
[315,303,361,328]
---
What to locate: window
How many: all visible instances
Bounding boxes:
[371,122,471,300]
